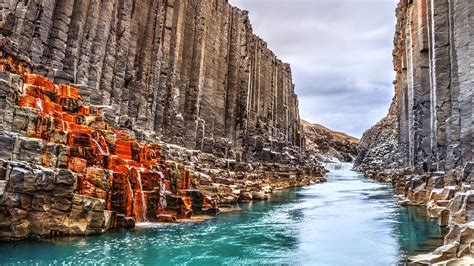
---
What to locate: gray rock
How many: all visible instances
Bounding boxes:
[356,0,472,176]
[251,191,267,201]
[0,0,305,164]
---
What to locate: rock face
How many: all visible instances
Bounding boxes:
[0,1,327,241]
[392,0,472,175]
[357,0,472,177]
[0,59,195,239]
[0,0,304,162]
[0,54,326,241]
[356,0,473,263]
[354,99,401,171]
[301,120,359,163]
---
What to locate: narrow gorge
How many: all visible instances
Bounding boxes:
[0,0,352,241]
[0,0,472,265]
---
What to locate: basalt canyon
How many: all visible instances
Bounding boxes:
[0,0,472,265]
[356,0,473,264]
[0,0,337,241]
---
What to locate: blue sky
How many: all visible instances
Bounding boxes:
[229,0,399,137]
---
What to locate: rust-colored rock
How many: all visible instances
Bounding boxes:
[0,0,306,163]
[0,57,213,239]
[0,0,329,241]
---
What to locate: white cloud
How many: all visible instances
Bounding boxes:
[229,0,398,137]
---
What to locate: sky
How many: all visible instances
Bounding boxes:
[229,0,399,138]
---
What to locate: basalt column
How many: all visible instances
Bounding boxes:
[367,0,472,175]
[0,0,304,162]
[407,0,432,171]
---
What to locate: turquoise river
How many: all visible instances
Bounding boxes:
[0,163,446,265]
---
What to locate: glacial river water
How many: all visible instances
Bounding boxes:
[0,163,446,265]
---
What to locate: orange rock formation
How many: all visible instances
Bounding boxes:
[1,53,210,224]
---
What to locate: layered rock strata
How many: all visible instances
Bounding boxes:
[0,0,304,162]
[355,0,473,263]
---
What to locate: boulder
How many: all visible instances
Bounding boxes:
[251,191,267,201]
[239,191,253,202]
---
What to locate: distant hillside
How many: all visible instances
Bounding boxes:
[301,120,359,162]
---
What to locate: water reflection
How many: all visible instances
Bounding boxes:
[394,206,448,260]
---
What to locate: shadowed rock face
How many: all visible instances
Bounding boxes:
[354,98,400,171]
[0,0,304,161]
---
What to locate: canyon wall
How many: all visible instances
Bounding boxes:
[394,0,472,176]
[356,0,473,263]
[301,120,359,163]
[0,0,304,162]
[354,98,401,171]
[357,0,473,178]
[0,1,327,241]
[0,61,325,240]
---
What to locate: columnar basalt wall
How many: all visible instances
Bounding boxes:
[0,57,203,240]
[0,1,327,240]
[0,0,304,161]
[0,56,325,241]
[355,0,473,263]
[395,0,473,175]
[357,0,473,178]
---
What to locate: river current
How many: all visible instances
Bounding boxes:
[0,163,446,265]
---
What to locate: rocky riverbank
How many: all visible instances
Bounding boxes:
[355,0,473,264]
[0,54,327,241]
[356,168,473,265]
[0,0,339,242]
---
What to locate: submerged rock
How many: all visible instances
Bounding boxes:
[239,191,253,203]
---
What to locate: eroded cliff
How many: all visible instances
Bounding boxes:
[354,98,400,174]
[0,0,327,241]
[356,0,473,263]
[0,0,304,161]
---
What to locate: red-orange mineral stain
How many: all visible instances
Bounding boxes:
[2,56,200,222]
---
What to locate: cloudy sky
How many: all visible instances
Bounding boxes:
[229,0,399,138]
